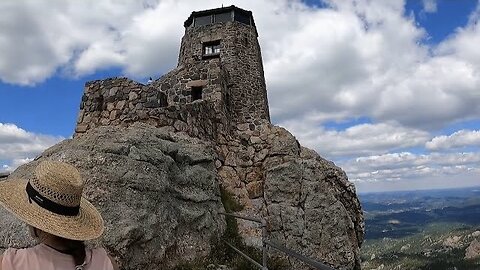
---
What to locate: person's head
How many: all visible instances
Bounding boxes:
[0,161,104,265]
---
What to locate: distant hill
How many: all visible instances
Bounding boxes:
[360,187,480,269]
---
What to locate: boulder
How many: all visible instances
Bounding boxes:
[0,123,226,270]
[465,239,480,260]
[263,130,363,270]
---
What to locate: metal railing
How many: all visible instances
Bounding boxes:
[219,212,336,270]
[220,212,268,270]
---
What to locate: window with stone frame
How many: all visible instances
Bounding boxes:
[191,86,203,101]
[202,40,221,58]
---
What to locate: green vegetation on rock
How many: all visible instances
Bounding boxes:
[361,224,480,270]
[174,187,289,270]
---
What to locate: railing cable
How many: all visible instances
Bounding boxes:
[264,240,336,270]
[218,212,336,270]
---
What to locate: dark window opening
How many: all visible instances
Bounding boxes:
[243,37,249,46]
[215,12,232,23]
[203,40,221,58]
[195,15,212,26]
[225,91,231,112]
[234,11,251,25]
[94,95,104,111]
[191,87,203,101]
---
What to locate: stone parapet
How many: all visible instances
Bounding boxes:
[75,77,230,141]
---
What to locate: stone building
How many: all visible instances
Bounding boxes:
[76,5,270,140]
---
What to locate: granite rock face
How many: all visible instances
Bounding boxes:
[0,123,226,270]
[217,125,364,270]
[465,239,480,259]
[0,122,363,270]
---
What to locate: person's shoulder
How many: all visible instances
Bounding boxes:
[0,249,23,270]
[1,248,20,270]
[2,246,34,265]
[91,247,119,270]
[2,248,19,258]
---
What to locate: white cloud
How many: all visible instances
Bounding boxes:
[0,0,162,84]
[1,158,34,173]
[422,0,437,13]
[0,123,63,161]
[283,121,429,157]
[341,151,480,184]
[426,130,480,150]
[436,4,480,69]
[266,0,480,130]
[265,0,430,125]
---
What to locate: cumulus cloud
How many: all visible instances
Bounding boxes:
[1,158,34,173]
[283,121,430,157]
[265,0,429,125]
[0,123,63,164]
[342,151,480,182]
[266,0,480,130]
[0,1,143,84]
[426,130,480,150]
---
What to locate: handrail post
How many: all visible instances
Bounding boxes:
[218,212,335,270]
[261,219,268,270]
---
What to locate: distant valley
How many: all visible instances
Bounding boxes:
[360,187,480,270]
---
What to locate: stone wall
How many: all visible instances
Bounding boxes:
[151,59,227,115]
[179,21,270,125]
[76,77,231,140]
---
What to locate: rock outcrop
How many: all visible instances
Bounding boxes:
[465,239,480,260]
[1,121,364,270]
[0,123,226,270]
[217,125,363,269]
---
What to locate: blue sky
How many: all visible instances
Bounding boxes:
[1,0,479,192]
[405,0,477,43]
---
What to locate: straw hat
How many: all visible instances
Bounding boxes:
[0,161,104,241]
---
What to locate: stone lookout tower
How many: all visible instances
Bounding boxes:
[76,6,270,139]
[179,6,270,124]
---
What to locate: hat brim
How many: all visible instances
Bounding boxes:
[0,178,104,241]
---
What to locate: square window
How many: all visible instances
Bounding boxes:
[191,86,203,101]
[203,40,221,58]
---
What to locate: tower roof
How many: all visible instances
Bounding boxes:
[184,5,256,30]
